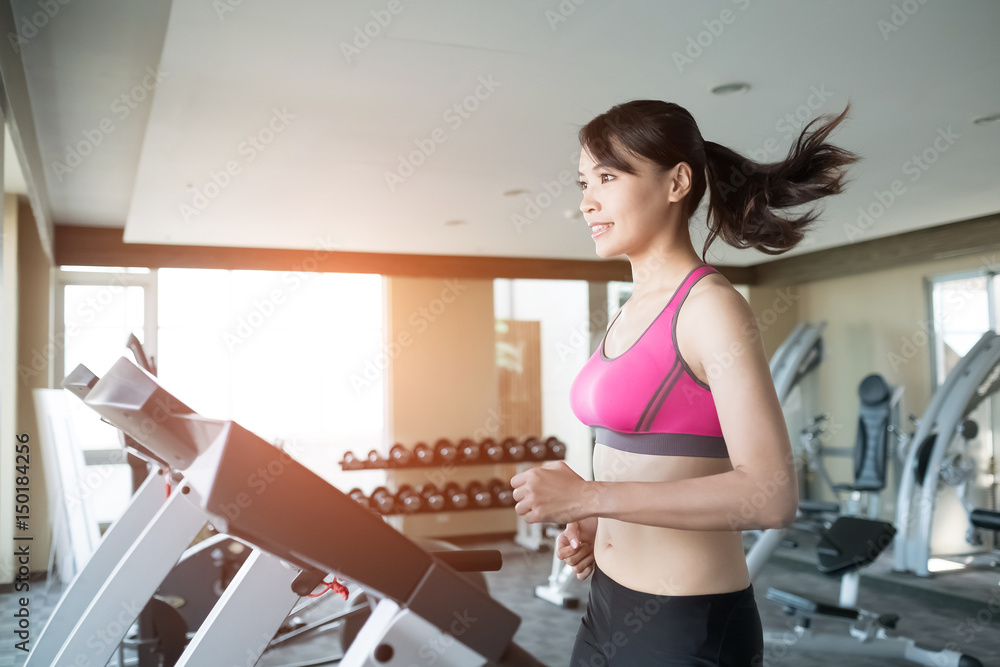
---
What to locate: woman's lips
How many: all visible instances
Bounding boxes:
[591,222,613,239]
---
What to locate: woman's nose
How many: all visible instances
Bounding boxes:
[580,192,598,214]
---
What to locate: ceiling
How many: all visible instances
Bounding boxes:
[8,0,1000,266]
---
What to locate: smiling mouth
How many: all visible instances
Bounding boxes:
[590,222,613,238]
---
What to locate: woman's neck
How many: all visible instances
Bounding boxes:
[626,237,704,301]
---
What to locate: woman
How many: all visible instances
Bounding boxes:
[510,99,861,666]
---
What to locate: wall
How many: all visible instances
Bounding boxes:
[385,276,511,538]
[0,194,16,585]
[16,196,53,570]
[0,194,53,585]
[505,279,593,481]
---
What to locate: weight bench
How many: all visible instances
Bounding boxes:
[765,515,982,666]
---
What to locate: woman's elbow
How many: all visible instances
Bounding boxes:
[769,498,799,529]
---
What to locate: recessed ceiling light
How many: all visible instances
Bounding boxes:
[973,112,1000,126]
[503,189,528,197]
[444,219,466,226]
[711,82,751,96]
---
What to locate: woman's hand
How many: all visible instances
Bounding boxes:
[556,516,598,580]
[510,461,591,524]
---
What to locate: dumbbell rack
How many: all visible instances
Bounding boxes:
[340,437,565,548]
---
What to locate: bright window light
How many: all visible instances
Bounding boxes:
[157,268,385,487]
[927,557,966,573]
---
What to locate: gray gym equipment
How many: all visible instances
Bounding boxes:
[794,378,906,522]
[31,334,260,667]
[764,519,980,667]
[745,322,826,580]
[23,463,170,667]
[535,322,826,607]
[761,372,983,666]
[894,329,1000,577]
[43,357,544,667]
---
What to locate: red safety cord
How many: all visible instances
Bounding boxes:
[308,578,349,600]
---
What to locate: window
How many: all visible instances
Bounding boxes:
[926,265,999,514]
[57,267,386,522]
[57,268,155,524]
[928,271,995,386]
[156,269,385,489]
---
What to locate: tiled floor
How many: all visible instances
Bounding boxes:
[2,534,998,667]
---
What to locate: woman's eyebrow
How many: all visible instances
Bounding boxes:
[578,162,615,177]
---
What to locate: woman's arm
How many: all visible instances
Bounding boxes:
[582,467,795,531]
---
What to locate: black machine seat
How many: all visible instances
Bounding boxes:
[815,516,896,576]
[841,374,892,492]
[970,508,1000,531]
[804,374,894,505]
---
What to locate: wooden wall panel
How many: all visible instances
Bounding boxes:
[495,320,542,440]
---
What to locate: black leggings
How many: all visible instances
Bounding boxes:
[570,564,764,666]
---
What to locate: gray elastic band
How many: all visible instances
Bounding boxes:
[594,427,729,458]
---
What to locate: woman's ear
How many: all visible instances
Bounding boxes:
[668,162,693,202]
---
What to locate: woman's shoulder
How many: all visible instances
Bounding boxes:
[680,272,760,344]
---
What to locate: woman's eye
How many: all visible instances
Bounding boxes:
[600,173,613,183]
[576,180,587,191]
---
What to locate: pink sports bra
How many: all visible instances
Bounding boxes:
[569,264,729,458]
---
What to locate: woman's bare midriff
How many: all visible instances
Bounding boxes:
[592,442,750,596]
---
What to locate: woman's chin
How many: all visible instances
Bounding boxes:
[593,244,622,260]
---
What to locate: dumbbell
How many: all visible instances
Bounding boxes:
[341,451,364,470]
[434,438,458,464]
[458,438,481,463]
[486,480,511,507]
[482,438,505,463]
[503,437,526,462]
[395,485,423,514]
[419,483,446,512]
[366,449,387,469]
[389,444,412,467]
[413,442,434,465]
[466,481,494,509]
[443,482,469,510]
[370,487,396,514]
[347,488,372,511]
[487,478,515,507]
[545,436,566,459]
[524,437,548,460]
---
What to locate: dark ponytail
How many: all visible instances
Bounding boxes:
[702,104,861,257]
[578,100,862,260]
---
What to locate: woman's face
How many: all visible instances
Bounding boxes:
[577,146,688,259]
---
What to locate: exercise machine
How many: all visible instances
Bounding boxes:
[757,372,983,665]
[31,357,545,666]
[894,329,1000,577]
[794,375,905,521]
[764,516,981,666]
